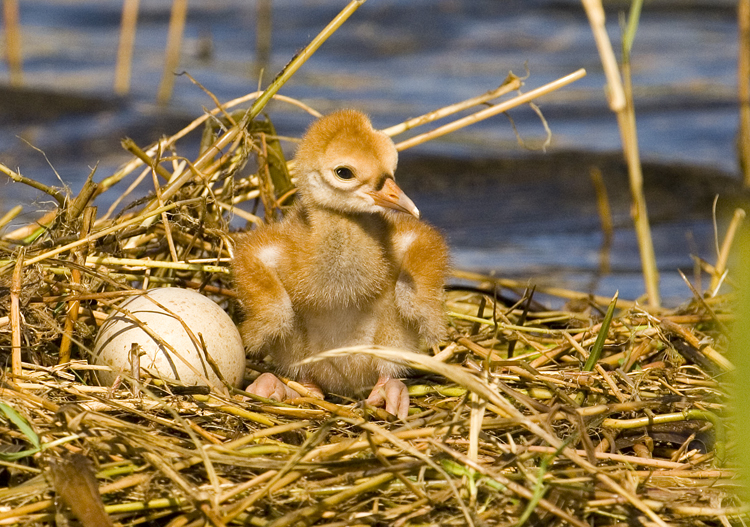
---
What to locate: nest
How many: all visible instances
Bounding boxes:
[0,25,743,527]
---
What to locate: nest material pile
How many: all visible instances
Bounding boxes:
[0,78,743,527]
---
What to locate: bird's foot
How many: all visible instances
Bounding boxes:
[246,373,323,401]
[366,377,409,419]
[289,380,325,400]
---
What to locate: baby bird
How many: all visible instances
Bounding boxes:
[232,109,448,418]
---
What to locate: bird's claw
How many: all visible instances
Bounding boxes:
[366,377,410,419]
[246,372,301,401]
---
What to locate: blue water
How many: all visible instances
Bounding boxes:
[0,0,742,305]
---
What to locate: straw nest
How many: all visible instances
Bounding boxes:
[0,84,742,527]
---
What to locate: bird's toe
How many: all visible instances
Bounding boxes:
[366,377,410,419]
[246,372,300,401]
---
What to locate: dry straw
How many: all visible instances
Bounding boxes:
[582,0,660,308]
[0,2,743,526]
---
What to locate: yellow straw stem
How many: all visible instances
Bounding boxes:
[395,68,586,151]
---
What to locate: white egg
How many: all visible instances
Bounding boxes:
[92,288,245,389]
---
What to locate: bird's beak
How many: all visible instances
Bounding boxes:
[367,178,420,219]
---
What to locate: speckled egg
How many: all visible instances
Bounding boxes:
[92,288,245,389]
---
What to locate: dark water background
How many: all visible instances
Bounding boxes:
[0,0,744,305]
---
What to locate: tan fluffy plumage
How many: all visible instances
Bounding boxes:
[232,109,448,418]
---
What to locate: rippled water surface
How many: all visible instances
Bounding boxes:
[0,0,743,304]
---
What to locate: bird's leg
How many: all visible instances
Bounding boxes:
[246,373,323,401]
[366,376,409,419]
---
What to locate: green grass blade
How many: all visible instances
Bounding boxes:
[583,290,619,371]
[0,402,40,450]
[623,0,644,58]
[0,447,42,462]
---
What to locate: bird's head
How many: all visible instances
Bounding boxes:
[293,109,420,219]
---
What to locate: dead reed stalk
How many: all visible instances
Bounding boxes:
[2,0,22,86]
[739,0,750,185]
[157,0,188,105]
[581,0,660,308]
[114,0,139,96]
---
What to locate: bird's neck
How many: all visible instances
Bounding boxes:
[301,200,390,243]
[291,201,394,309]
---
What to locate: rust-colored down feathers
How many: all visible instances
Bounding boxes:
[232,110,448,417]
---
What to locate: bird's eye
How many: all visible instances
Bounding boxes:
[334,167,355,180]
